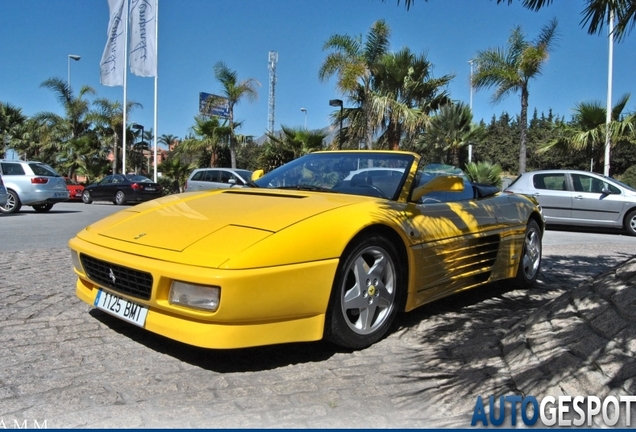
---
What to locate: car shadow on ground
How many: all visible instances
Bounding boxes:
[90,309,343,372]
[546,224,629,236]
[89,251,633,375]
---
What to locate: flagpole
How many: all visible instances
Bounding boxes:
[604,9,614,177]
[153,0,159,182]
[122,0,129,175]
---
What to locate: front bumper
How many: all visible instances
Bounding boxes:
[70,236,338,349]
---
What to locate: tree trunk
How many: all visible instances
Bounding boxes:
[518,87,529,174]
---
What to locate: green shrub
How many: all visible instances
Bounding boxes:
[464,161,503,188]
[619,165,636,189]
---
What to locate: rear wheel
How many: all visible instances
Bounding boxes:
[32,203,54,213]
[114,191,126,205]
[624,210,636,236]
[325,235,404,349]
[82,190,93,204]
[0,190,21,214]
[513,219,542,288]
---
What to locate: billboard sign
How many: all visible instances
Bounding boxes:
[199,92,230,118]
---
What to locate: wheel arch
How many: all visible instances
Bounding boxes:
[337,223,410,312]
[622,206,636,234]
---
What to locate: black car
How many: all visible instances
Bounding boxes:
[82,174,162,205]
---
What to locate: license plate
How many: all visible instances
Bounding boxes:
[55,192,67,197]
[145,187,155,191]
[94,289,148,327]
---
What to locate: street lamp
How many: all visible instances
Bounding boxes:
[300,108,307,130]
[329,99,344,150]
[131,123,144,174]
[468,59,474,163]
[67,55,81,89]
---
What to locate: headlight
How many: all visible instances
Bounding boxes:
[169,281,220,311]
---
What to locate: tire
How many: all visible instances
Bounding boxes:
[325,235,404,349]
[114,191,126,205]
[624,209,636,236]
[32,203,54,213]
[513,219,542,289]
[0,190,22,214]
[82,190,93,204]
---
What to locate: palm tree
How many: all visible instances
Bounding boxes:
[158,155,194,193]
[212,62,260,169]
[259,126,327,172]
[0,102,26,158]
[372,47,453,150]
[158,133,179,150]
[394,0,635,41]
[538,94,636,172]
[472,18,558,174]
[176,116,231,168]
[319,20,390,149]
[89,98,142,174]
[36,77,96,177]
[422,102,483,167]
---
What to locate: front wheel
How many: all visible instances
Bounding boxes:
[513,219,542,289]
[624,210,636,236]
[325,235,404,349]
[0,190,22,214]
[114,191,126,205]
[32,203,54,213]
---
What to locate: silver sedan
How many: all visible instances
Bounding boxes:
[505,169,636,236]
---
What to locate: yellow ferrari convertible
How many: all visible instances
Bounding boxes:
[70,151,543,349]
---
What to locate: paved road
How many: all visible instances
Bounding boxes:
[1,204,635,428]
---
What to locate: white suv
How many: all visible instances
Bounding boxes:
[0,160,70,214]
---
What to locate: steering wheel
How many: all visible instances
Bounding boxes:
[354,184,388,199]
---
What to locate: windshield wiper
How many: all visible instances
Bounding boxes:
[277,184,338,193]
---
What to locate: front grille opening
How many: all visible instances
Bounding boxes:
[80,254,153,300]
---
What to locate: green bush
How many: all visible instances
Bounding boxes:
[619,165,636,189]
[464,161,503,188]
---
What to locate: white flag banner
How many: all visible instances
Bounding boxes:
[129,0,157,77]
[100,0,127,86]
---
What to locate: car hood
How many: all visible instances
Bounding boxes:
[76,189,361,268]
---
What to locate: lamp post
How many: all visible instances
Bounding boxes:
[300,108,307,129]
[329,99,344,150]
[468,59,474,163]
[67,55,81,89]
[131,123,144,175]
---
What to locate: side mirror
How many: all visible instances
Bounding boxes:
[251,169,264,181]
[601,187,613,195]
[411,175,465,202]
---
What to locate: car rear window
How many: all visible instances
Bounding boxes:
[29,163,61,177]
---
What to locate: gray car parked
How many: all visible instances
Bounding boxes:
[505,169,636,235]
[184,168,252,192]
[0,160,70,214]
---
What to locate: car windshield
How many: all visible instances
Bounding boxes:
[252,152,415,200]
[605,175,636,192]
[235,169,253,181]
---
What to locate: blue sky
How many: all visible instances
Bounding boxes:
[2,1,635,148]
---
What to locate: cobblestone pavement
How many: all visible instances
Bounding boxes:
[1,240,635,428]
